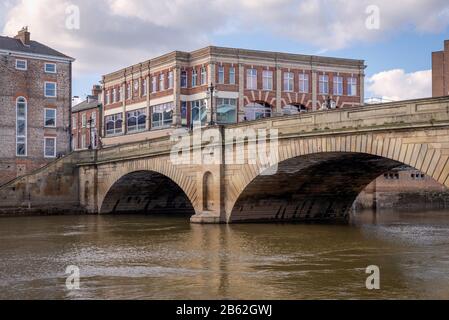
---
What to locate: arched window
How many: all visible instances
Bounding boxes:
[16,97,27,156]
[127,108,147,133]
[244,102,272,121]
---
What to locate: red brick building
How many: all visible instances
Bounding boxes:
[0,28,74,186]
[432,40,449,97]
[71,85,102,150]
[101,46,365,146]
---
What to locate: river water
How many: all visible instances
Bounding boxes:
[1,210,449,300]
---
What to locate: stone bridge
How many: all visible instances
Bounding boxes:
[2,96,449,223]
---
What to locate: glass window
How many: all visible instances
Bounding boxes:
[229,67,236,84]
[106,90,110,105]
[192,69,198,87]
[334,76,343,96]
[152,103,174,128]
[168,71,174,89]
[134,80,139,93]
[216,98,237,124]
[16,97,27,156]
[284,72,294,92]
[181,71,187,88]
[348,77,357,96]
[191,100,207,127]
[142,79,147,96]
[244,102,272,121]
[127,108,147,133]
[247,69,257,90]
[15,59,27,70]
[319,75,329,94]
[201,67,207,86]
[181,101,188,127]
[218,66,225,84]
[44,137,56,158]
[152,76,157,93]
[45,82,57,98]
[127,83,131,99]
[159,74,165,91]
[299,73,309,93]
[81,135,86,149]
[72,116,77,129]
[44,108,56,127]
[263,70,273,91]
[112,88,117,103]
[105,113,123,136]
[82,114,87,128]
[45,63,56,73]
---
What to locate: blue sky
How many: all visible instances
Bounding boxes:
[1,0,448,100]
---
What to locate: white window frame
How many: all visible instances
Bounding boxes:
[284,72,294,92]
[81,134,86,150]
[229,67,236,85]
[247,69,257,90]
[263,70,273,91]
[82,113,87,128]
[192,70,198,87]
[152,76,157,92]
[44,137,57,158]
[348,77,357,96]
[44,63,57,74]
[44,82,57,98]
[127,83,131,99]
[181,71,188,88]
[334,76,343,96]
[72,116,77,129]
[299,73,309,93]
[16,97,27,157]
[168,71,174,89]
[15,59,27,71]
[218,66,225,84]
[200,67,207,86]
[44,108,57,128]
[159,74,165,91]
[112,88,117,103]
[319,75,329,95]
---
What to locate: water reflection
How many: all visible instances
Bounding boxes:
[1,210,449,300]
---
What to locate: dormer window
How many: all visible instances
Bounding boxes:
[15,59,27,71]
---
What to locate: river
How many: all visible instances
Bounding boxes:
[1,210,449,300]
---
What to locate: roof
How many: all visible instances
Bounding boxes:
[103,45,365,81]
[0,35,74,61]
[72,97,101,113]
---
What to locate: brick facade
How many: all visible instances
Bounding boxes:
[0,29,74,186]
[432,40,449,97]
[100,46,365,147]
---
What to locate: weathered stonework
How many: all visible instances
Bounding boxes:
[1,96,449,223]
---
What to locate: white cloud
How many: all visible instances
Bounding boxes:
[1,0,448,94]
[367,69,432,101]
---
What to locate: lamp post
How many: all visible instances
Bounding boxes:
[207,82,217,126]
[88,117,94,150]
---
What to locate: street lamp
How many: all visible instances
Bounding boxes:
[207,82,217,126]
[88,116,94,150]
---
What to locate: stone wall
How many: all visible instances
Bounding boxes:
[0,151,94,216]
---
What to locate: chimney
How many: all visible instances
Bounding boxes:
[15,27,31,46]
[91,85,102,98]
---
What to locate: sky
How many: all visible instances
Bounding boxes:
[1,0,448,101]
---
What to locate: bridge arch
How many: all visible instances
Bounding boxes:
[96,158,199,216]
[227,133,449,222]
